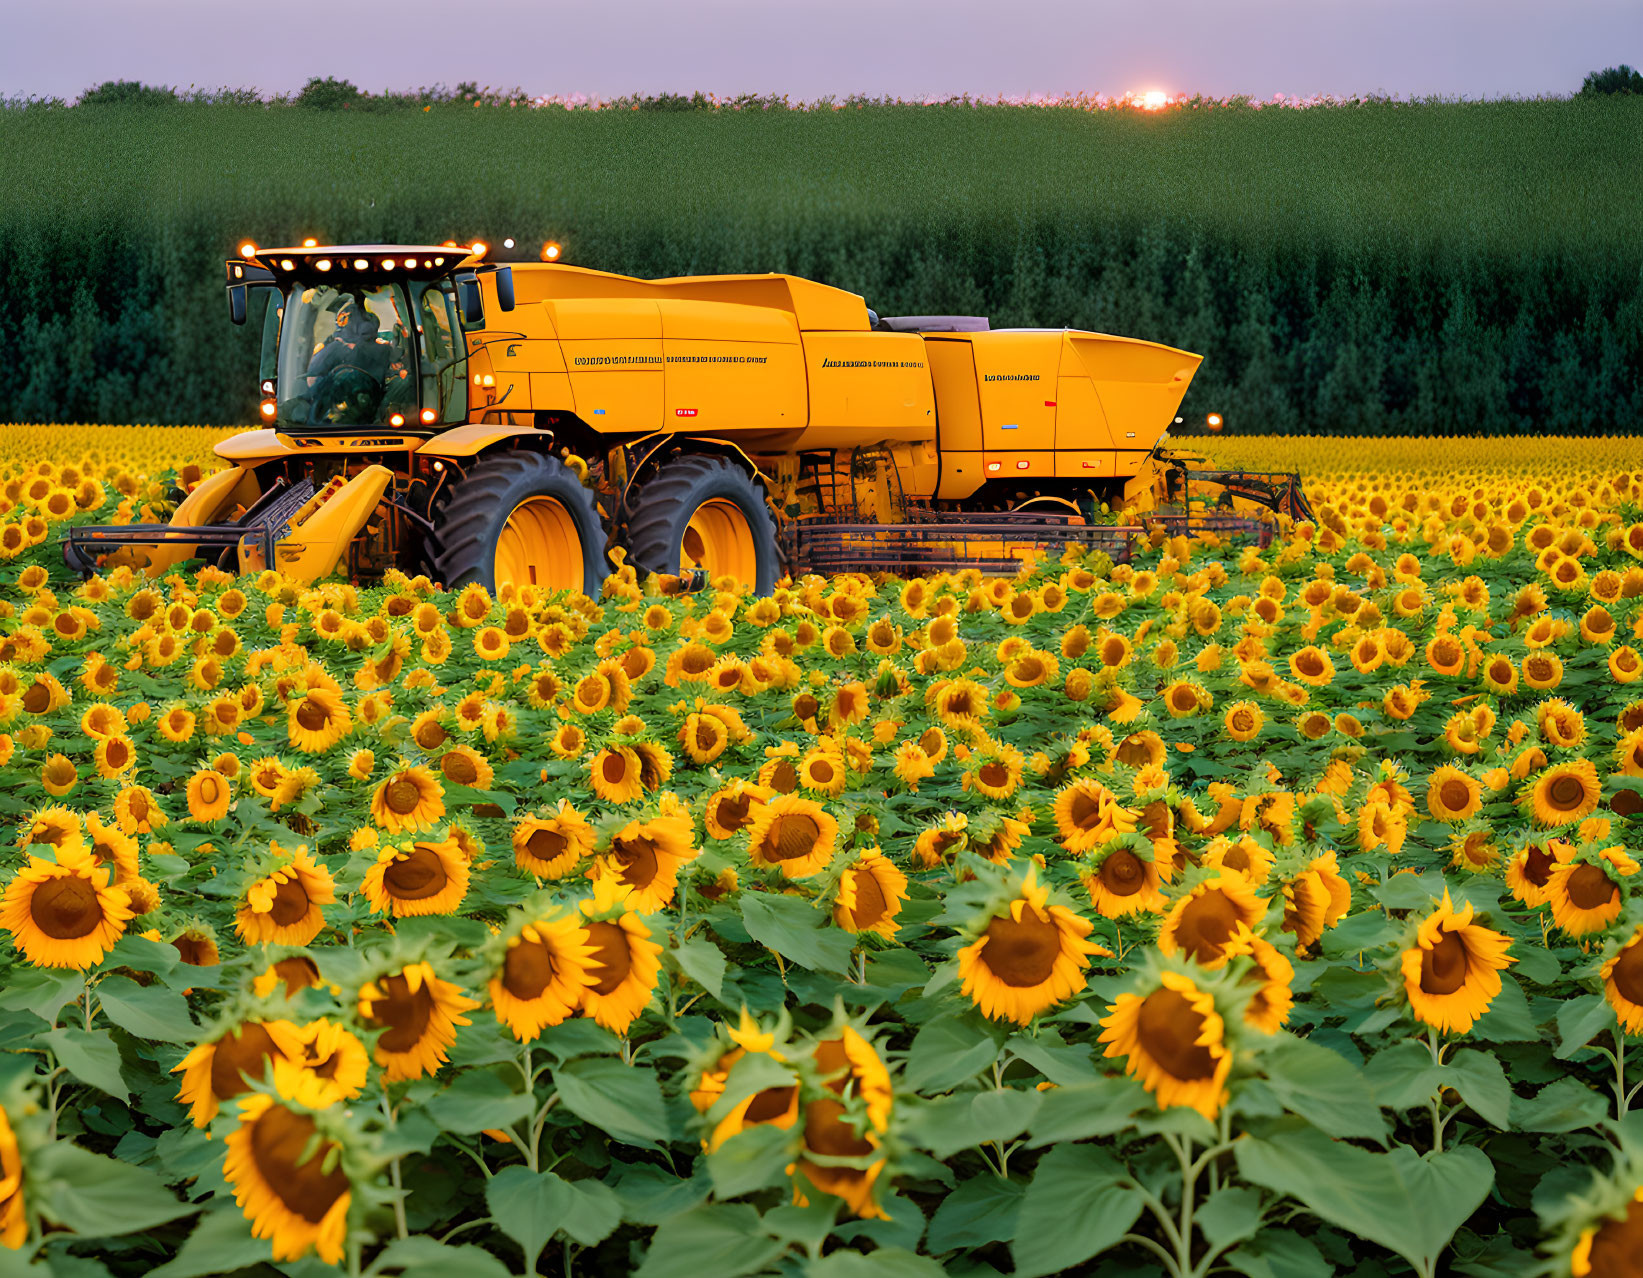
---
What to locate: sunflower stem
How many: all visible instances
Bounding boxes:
[1426,1025,1446,1153]
[381,1093,409,1238]
[1616,1033,1629,1119]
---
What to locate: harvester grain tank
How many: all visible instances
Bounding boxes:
[65,244,1310,593]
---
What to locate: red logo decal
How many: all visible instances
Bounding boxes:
[1044,400,1057,407]
[675,408,698,417]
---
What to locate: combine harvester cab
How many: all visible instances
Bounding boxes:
[64,244,1311,595]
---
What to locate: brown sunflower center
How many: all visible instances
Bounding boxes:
[1568,863,1618,911]
[1547,774,1588,811]
[1419,931,1471,995]
[269,875,311,926]
[1067,788,1108,830]
[21,683,50,714]
[127,792,150,820]
[526,828,569,866]
[763,814,822,862]
[173,934,216,966]
[982,904,1062,988]
[250,1105,350,1225]
[210,1023,281,1100]
[1116,736,1153,767]
[386,778,424,814]
[295,699,330,731]
[1611,941,1643,1009]
[1585,1195,1643,1277]
[767,761,798,794]
[384,848,449,900]
[1219,845,1252,873]
[1100,850,1146,897]
[794,694,819,721]
[803,1098,875,1157]
[415,721,448,750]
[1174,890,1242,964]
[584,921,632,996]
[745,1085,797,1124]
[1522,844,1554,886]
[713,794,754,832]
[1295,650,1324,677]
[502,938,557,1001]
[612,836,660,888]
[807,758,836,785]
[919,728,945,757]
[441,752,479,785]
[30,875,102,939]
[1135,988,1216,1081]
[274,956,320,994]
[695,722,721,752]
[849,868,889,928]
[601,753,632,786]
[979,762,1010,789]
[368,974,434,1052]
[197,773,224,807]
[1439,780,1472,812]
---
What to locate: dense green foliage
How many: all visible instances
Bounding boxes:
[1581,66,1643,97]
[0,98,1639,432]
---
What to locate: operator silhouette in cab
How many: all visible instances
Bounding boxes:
[306,297,398,423]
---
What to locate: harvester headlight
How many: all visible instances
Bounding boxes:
[432,461,444,472]
[353,259,368,270]
[389,413,405,427]
[471,241,487,256]
[482,374,495,387]
[279,259,294,270]
[503,238,515,249]
[260,379,274,394]
[260,399,277,418]
[303,238,318,247]
[239,242,258,258]
[316,259,332,272]
[381,258,395,270]
[421,409,438,424]
[1207,412,1224,431]
[541,241,562,261]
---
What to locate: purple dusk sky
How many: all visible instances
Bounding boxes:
[2,0,1638,101]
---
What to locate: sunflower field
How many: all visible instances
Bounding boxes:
[2,428,1643,1277]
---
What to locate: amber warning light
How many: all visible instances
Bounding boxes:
[541,241,562,262]
[1207,413,1224,432]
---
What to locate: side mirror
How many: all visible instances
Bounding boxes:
[227,284,248,325]
[494,266,515,313]
[458,277,484,326]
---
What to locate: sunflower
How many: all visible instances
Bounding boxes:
[1157,874,1268,969]
[236,848,336,946]
[187,768,232,822]
[358,961,481,1083]
[437,744,495,791]
[704,779,769,840]
[1600,926,1643,1036]
[0,845,133,969]
[746,794,839,879]
[169,922,218,967]
[361,838,470,917]
[1083,837,1168,918]
[0,1098,24,1248]
[593,815,696,912]
[254,955,323,999]
[958,866,1108,1024]
[968,744,1025,799]
[589,745,645,803]
[1530,759,1602,827]
[1400,889,1514,1034]
[173,1018,306,1126]
[18,805,86,860]
[292,1019,370,1102]
[578,879,664,1035]
[1224,701,1264,742]
[680,711,729,765]
[512,801,595,878]
[1202,835,1275,887]
[1280,852,1352,954]
[798,747,849,798]
[489,912,597,1041]
[1100,968,1234,1120]
[1546,845,1634,937]
[221,1061,353,1263]
[113,783,167,834]
[370,766,445,833]
[1222,923,1295,1033]
[1053,779,1139,854]
[1505,840,1559,908]
[834,850,909,938]
[1426,765,1483,823]
[793,1026,894,1220]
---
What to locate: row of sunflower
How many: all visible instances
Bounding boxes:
[0,434,1642,1275]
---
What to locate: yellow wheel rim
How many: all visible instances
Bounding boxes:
[680,498,757,587]
[495,497,583,592]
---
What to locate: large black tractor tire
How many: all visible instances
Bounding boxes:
[428,450,608,597]
[623,454,781,597]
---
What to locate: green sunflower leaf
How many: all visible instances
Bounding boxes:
[635,1204,787,1278]
[740,890,854,975]
[39,1026,128,1100]
[552,1056,669,1145]
[1011,1144,1143,1277]
[95,975,198,1043]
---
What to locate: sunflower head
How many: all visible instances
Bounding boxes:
[790,1014,896,1220]
[1099,954,1244,1121]
[957,863,1110,1025]
[234,844,337,947]
[1156,871,1269,970]
[1535,1138,1643,1278]
[361,837,470,918]
[1,844,133,969]
[484,904,598,1043]
[1397,889,1515,1035]
[575,878,664,1036]
[356,958,481,1083]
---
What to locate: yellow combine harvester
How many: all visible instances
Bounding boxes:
[65,244,1310,594]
